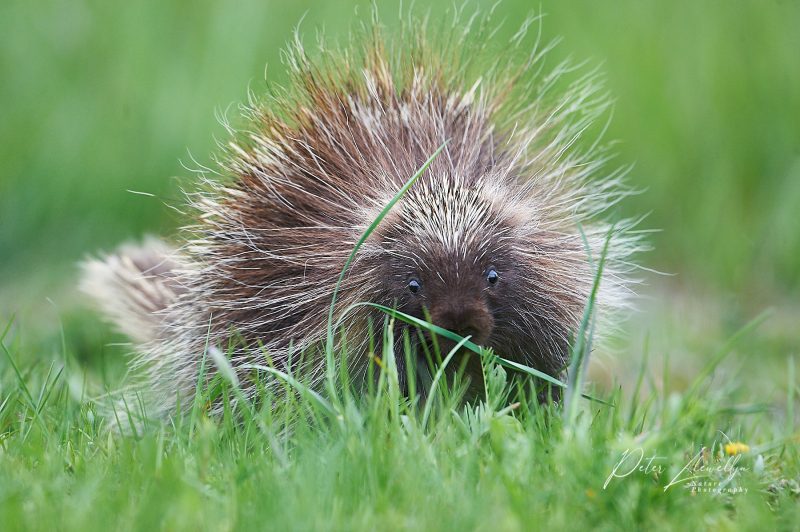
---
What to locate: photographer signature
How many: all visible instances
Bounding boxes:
[603,445,748,491]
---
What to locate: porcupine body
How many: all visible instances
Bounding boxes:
[81,12,641,422]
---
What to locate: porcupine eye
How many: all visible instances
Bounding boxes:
[486,269,499,285]
[407,278,421,294]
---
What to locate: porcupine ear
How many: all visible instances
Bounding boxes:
[80,237,185,345]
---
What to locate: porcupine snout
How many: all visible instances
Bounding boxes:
[428,297,494,345]
[423,291,495,397]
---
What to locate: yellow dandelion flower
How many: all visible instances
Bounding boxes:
[724,442,750,456]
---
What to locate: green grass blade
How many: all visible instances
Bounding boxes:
[1,337,37,409]
[241,363,334,415]
[422,335,473,429]
[565,224,613,421]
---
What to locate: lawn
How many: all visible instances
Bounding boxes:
[1,0,798,530]
[1,305,798,530]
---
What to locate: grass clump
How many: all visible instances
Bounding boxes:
[1,308,799,530]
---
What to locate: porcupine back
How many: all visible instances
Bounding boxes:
[82,12,642,424]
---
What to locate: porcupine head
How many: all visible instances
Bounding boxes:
[80,9,641,423]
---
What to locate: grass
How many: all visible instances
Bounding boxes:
[1,310,798,530]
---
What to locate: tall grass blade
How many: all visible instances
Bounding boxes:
[564,225,613,422]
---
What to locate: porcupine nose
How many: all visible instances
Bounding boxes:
[434,304,493,344]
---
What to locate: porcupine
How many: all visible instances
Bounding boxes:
[81,11,641,422]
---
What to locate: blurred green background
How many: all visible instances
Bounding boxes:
[1,0,799,327]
